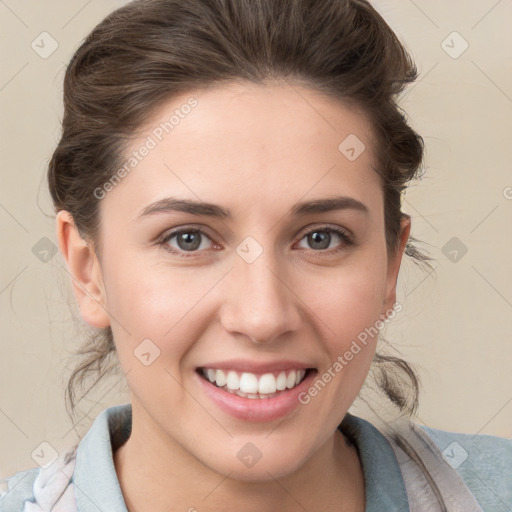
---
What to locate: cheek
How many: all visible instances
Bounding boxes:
[296,254,388,395]
[102,260,206,403]
[100,253,206,359]
[292,262,387,426]
[104,250,204,322]
[302,256,388,339]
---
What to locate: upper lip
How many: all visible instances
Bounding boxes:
[197,359,315,374]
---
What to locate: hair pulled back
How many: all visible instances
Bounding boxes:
[48,0,431,417]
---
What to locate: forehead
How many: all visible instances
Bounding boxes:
[101,81,383,221]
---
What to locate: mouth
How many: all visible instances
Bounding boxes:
[196,367,315,400]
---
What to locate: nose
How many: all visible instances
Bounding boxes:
[219,248,302,345]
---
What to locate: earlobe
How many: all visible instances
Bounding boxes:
[56,210,110,329]
[381,214,411,316]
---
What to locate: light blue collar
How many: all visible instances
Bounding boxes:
[73,404,131,512]
[73,403,409,512]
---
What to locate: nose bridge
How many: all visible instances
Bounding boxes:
[221,241,301,344]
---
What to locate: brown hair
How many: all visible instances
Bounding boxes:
[48,0,432,419]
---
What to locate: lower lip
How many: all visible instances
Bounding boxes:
[195,369,317,423]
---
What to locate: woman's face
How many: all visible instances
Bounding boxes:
[62,81,409,480]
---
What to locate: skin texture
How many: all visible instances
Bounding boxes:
[57,81,411,512]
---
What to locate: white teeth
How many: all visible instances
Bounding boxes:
[226,371,240,390]
[286,371,296,389]
[239,372,259,394]
[258,373,277,394]
[202,368,307,396]
[276,372,287,390]
[215,369,226,387]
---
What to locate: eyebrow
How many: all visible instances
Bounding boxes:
[137,195,369,220]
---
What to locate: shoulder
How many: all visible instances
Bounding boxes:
[421,425,512,511]
[0,447,77,512]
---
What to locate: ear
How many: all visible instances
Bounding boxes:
[56,210,110,329]
[381,214,411,316]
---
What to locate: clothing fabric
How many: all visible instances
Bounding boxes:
[0,403,510,511]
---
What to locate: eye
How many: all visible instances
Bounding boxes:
[158,224,354,258]
[295,226,353,253]
[159,228,216,256]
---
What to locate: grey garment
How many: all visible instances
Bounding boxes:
[418,424,512,511]
[340,413,512,512]
[384,419,484,511]
[1,403,511,511]
[339,412,410,510]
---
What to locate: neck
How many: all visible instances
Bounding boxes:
[114,406,365,512]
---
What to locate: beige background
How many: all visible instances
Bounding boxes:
[1,0,511,478]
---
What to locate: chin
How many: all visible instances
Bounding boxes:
[201,443,306,482]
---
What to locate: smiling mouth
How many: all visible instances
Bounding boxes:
[196,367,315,399]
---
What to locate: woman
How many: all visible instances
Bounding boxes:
[1,0,510,511]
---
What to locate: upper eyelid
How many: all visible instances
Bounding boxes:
[296,224,352,238]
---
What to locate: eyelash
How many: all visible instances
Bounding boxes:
[157,225,354,258]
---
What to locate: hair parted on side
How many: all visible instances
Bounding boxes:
[47,0,433,419]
